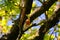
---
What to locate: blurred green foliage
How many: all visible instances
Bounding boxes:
[0,0,59,40]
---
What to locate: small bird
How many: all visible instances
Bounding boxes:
[23,19,30,30]
[25,19,30,25]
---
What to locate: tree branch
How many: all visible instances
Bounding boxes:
[0,0,33,40]
[0,0,57,40]
[33,8,60,40]
[24,23,37,32]
[29,0,57,22]
[17,0,33,40]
